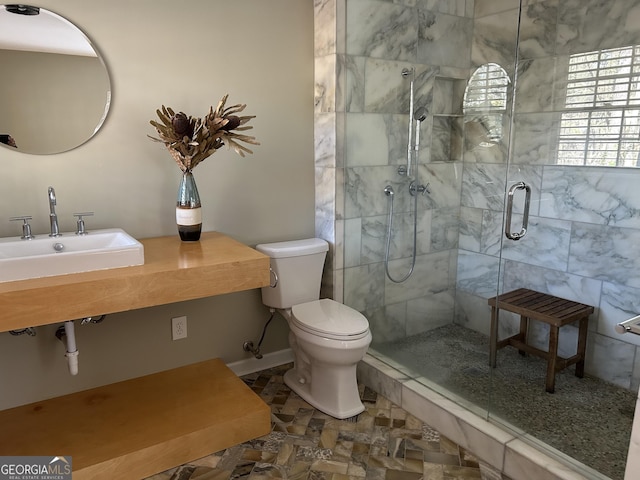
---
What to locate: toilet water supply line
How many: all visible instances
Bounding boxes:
[243,308,276,359]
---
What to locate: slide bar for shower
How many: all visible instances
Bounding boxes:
[402,67,415,177]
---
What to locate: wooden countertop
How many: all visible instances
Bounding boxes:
[0,232,270,332]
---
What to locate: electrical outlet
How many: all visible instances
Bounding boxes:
[171,316,187,340]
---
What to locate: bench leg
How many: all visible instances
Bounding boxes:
[546,325,559,393]
[490,307,498,368]
[575,316,588,378]
[518,315,528,356]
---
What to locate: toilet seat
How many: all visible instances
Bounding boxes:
[291,298,370,340]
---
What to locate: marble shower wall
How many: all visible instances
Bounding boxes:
[315,0,640,391]
[455,0,640,391]
[315,0,474,344]
[314,0,343,303]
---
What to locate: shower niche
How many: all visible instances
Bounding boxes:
[431,75,466,163]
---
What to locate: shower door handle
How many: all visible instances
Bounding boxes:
[505,182,531,241]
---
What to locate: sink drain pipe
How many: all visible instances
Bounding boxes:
[55,315,106,375]
[58,321,78,376]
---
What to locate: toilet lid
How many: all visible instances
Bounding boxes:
[292,299,369,338]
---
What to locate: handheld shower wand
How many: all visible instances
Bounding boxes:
[413,107,427,166]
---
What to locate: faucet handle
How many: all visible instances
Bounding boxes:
[10,215,35,240]
[73,212,94,235]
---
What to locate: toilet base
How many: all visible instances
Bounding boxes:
[283,368,365,420]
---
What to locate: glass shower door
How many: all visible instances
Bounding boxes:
[487,2,640,477]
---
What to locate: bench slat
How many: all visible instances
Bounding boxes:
[489,289,593,326]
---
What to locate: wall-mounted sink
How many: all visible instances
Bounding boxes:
[0,228,144,283]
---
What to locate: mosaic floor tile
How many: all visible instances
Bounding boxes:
[145,363,510,480]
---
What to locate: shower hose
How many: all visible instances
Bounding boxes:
[383,184,418,283]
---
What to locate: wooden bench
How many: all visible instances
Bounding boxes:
[488,288,594,393]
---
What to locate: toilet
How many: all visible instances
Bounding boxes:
[256,238,372,419]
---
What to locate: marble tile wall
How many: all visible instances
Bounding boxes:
[454,0,640,393]
[314,1,640,477]
[318,0,474,345]
[314,0,344,302]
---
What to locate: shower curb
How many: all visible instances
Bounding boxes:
[357,354,610,480]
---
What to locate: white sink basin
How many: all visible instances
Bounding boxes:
[0,228,144,283]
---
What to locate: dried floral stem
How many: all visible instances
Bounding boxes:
[149,94,260,172]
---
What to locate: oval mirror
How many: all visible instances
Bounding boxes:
[0,4,111,154]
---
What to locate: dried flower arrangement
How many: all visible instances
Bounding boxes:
[149,94,259,172]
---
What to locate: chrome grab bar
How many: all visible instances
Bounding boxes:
[615,314,640,335]
[505,181,531,241]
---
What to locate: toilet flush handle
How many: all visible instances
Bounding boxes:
[269,267,278,288]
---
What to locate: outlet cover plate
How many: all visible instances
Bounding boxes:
[171,316,187,340]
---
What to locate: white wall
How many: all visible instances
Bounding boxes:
[0,0,314,409]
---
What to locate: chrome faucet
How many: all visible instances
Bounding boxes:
[48,186,60,237]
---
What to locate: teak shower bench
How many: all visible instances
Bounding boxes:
[488,288,594,393]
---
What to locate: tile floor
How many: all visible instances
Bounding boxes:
[374,324,634,479]
[145,363,511,480]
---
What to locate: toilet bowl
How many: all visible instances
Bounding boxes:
[255,238,372,419]
[280,299,371,419]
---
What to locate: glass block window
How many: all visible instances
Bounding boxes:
[557,45,640,167]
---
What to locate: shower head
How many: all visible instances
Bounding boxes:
[413,107,428,156]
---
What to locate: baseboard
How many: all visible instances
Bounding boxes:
[226,348,293,377]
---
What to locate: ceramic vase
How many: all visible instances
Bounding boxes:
[176,169,201,241]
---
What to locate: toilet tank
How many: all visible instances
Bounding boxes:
[255,238,329,309]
